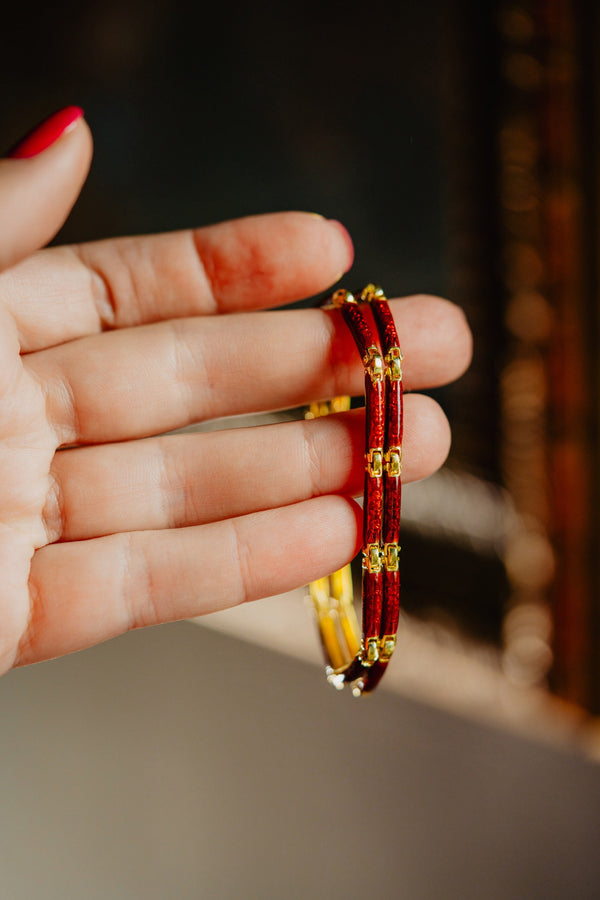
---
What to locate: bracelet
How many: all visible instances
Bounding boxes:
[307,285,403,695]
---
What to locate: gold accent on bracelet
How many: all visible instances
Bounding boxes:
[379,634,397,661]
[360,283,385,303]
[331,288,356,307]
[385,346,403,382]
[384,447,402,476]
[365,448,384,478]
[363,345,384,383]
[363,543,382,573]
[384,542,400,572]
[361,636,380,667]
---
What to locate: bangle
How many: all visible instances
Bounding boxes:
[307,285,403,695]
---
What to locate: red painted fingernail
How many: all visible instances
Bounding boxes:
[8,106,84,159]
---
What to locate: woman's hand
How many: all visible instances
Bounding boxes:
[0,109,472,674]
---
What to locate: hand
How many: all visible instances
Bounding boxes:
[0,109,472,674]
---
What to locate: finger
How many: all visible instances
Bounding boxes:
[18,495,361,666]
[28,295,471,446]
[0,108,92,271]
[3,212,353,352]
[44,395,449,542]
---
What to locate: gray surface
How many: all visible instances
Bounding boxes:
[1,622,600,900]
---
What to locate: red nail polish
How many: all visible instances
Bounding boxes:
[8,106,84,159]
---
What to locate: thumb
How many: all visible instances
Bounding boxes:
[0,106,93,271]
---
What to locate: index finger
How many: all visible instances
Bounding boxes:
[1,212,354,352]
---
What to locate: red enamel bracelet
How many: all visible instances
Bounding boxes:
[307,285,403,695]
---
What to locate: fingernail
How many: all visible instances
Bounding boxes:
[8,106,84,159]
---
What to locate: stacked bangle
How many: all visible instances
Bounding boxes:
[307,285,403,696]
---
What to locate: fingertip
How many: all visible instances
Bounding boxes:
[0,111,93,271]
[73,115,94,163]
[390,294,473,389]
[39,114,93,197]
[403,393,452,483]
[442,297,473,379]
[285,212,354,289]
[294,493,363,585]
[325,218,354,277]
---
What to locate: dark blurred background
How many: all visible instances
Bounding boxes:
[2,1,600,897]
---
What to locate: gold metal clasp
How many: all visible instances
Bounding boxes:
[365,448,384,478]
[384,447,402,477]
[379,634,397,661]
[363,543,383,574]
[385,346,403,382]
[331,289,356,308]
[363,345,384,383]
[360,283,386,303]
[361,637,380,667]
[383,542,400,572]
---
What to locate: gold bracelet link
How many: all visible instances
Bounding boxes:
[362,543,383,574]
[363,345,384,383]
[385,346,403,382]
[330,288,356,307]
[365,448,384,478]
[384,446,402,477]
[359,283,385,303]
[360,636,380,667]
[378,634,397,662]
[383,542,400,572]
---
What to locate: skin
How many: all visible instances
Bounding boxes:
[0,115,472,675]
